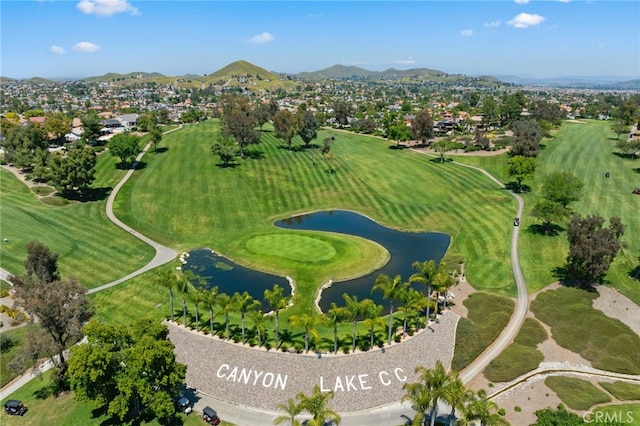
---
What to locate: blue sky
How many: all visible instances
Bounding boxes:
[1,0,639,80]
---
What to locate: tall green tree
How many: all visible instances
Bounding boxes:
[212,135,239,167]
[273,109,297,150]
[565,215,626,286]
[372,273,404,345]
[204,286,219,335]
[233,291,261,344]
[531,199,569,235]
[222,110,260,157]
[465,389,509,426]
[23,239,60,283]
[296,385,341,426]
[264,284,290,349]
[273,398,303,426]
[149,120,163,153]
[541,171,584,209]
[296,110,320,148]
[332,100,353,127]
[48,147,97,196]
[361,300,384,350]
[432,138,454,163]
[342,294,365,353]
[176,273,190,327]
[12,275,89,384]
[109,132,140,167]
[2,122,46,170]
[154,269,178,322]
[506,155,537,192]
[410,110,434,146]
[288,313,320,353]
[80,111,102,144]
[409,260,439,325]
[323,303,347,354]
[402,360,456,426]
[216,292,234,340]
[68,319,186,422]
[511,120,542,157]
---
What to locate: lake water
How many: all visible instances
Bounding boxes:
[184,210,450,312]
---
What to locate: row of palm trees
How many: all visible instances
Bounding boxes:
[272,361,507,426]
[154,259,457,353]
[402,361,508,426]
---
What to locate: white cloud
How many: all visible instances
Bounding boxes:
[558,0,570,3]
[50,45,65,54]
[77,0,139,17]
[484,20,501,28]
[514,0,530,4]
[249,32,275,44]
[73,41,101,53]
[507,13,545,29]
[392,57,416,65]
[460,29,474,37]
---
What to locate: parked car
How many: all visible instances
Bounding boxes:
[514,217,520,226]
[202,406,221,425]
[4,399,27,416]
[175,395,192,414]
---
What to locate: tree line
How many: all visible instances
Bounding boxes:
[156,258,458,355]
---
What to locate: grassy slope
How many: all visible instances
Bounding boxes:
[545,376,612,411]
[0,153,153,288]
[531,287,640,374]
[455,120,640,304]
[113,120,516,317]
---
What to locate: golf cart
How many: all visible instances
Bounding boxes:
[4,399,27,416]
[175,395,192,414]
[202,406,221,425]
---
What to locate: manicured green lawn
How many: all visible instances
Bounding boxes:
[0,152,154,289]
[454,120,640,304]
[112,120,516,317]
[451,292,515,371]
[599,381,640,401]
[593,404,640,424]
[483,317,547,382]
[0,325,35,387]
[545,376,612,410]
[531,287,640,374]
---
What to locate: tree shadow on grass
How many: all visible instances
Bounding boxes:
[62,187,112,202]
[388,144,410,150]
[633,168,640,174]
[116,161,147,170]
[242,148,265,160]
[214,161,239,169]
[152,147,169,154]
[428,157,454,164]
[526,223,565,236]
[551,265,599,293]
[505,182,531,193]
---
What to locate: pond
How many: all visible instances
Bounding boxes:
[275,210,450,312]
[184,210,450,312]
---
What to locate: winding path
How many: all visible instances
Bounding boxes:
[2,133,530,425]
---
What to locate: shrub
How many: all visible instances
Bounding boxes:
[514,406,521,412]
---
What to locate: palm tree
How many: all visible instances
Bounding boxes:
[399,286,423,339]
[175,272,190,327]
[273,397,303,426]
[465,389,509,426]
[361,300,384,350]
[250,309,266,347]
[204,286,219,335]
[233,291,261,344]
[264,284,290,350]
[342,294,364,353]
[410,260,438,325]
[323,303,347,354]
[432,266,454,315]
[216,292,233,340]
[441,372,473,426]
[296,385,341,426]
[154,269,177,322]
[401,380,431,426]
[372,273,404,345]
[288,313,320,353]
[190,287,206,332]
[410,360,455,426]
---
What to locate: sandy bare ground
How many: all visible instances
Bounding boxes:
[448,278,640,425]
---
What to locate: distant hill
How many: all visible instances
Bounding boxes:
[297,65,375,79]
[495,75,640,90]
[206,60,279,82]
[83,71,165,83]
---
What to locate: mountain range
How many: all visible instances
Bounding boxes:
[1,60,638,90]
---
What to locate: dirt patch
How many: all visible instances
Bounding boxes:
[592,286,640,335]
